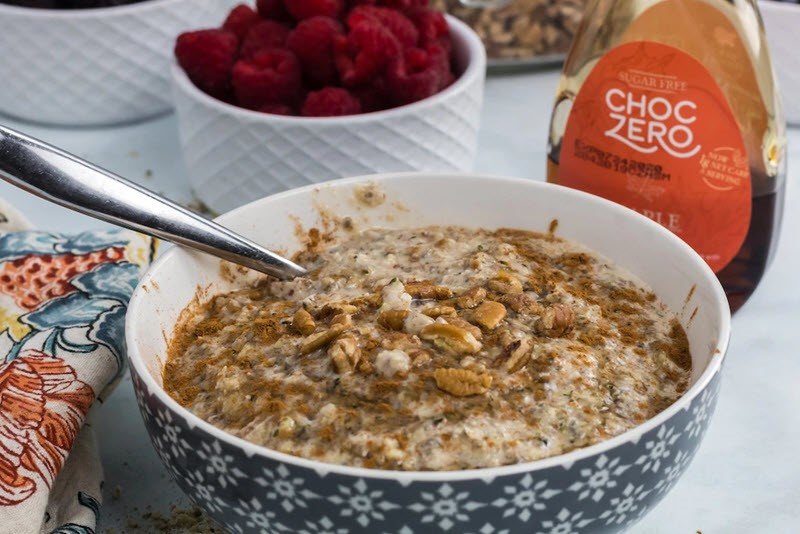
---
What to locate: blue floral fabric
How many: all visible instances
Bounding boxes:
[0,229,155,534]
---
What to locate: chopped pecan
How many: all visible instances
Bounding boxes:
[526,270,563,295]
[422,305,457,318]
[375,349,410,378]
[292,308,316,335]
[349,293,382,310]
[409,349,432,367]
[434,368,492,396]
[403,311,435,334]
[317,302,358,319]
[404,280,453,300]
[277,416,296,438]
[300,324,347,354]
[536,303,575,337]
[503,337,533,373]
[472,300,507,330]
[357,359,374,374]
[455,287,487,309]
[445,316,483,340]
[488,270,524,294]
[329,335,361,373]
[380,331,421,350]
[499,293,543,315]
[378,309,410,331]
[420,323,482,355]
[331,313,353,329]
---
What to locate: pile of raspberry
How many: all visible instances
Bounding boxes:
[175,0,456,117]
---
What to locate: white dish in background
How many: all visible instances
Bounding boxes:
[760,0,800,125]
[0,0,237,126]
[171,15,486,214]
[126,173,730,533]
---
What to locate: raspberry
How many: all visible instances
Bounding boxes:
[386,46,441,105]
[427,43,454,89]
[407,7,449,51]
[287,16,343,87]
[232,49,303,109]
[352,77,391,112]
[334,19,401,87]
[348,6,418,48]
[175,29,238,98]
[259,103,295,115]
[222,4,260,40]
[256,0,290,20]
[240,20,291,60]
[302,87,362,116]
[285,0,342,21]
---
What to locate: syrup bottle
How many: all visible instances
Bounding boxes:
[547,0,787,312]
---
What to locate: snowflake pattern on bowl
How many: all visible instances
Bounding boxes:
[131,366,721,534]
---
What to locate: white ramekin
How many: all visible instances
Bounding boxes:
[0,0,238,126]
[171,15,486,213]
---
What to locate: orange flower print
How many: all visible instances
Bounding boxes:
[0,352,94,505]
[0,247,125,311]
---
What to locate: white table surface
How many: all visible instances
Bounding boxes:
[2,70,798,533]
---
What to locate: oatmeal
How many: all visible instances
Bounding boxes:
[164,226,691,471]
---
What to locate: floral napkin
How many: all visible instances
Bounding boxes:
[0,204,154,534]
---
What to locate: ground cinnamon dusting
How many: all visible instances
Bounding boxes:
[164,225,691,471]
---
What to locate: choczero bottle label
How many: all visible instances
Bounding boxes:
[558,41,751,273]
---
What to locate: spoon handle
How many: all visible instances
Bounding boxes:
[0,126,306,280]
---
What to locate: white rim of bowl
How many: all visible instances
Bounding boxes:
[171,15,486,124]
[126,173,731,483]
[0,0,198,17]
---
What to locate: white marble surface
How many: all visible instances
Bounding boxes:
[1,70,798,533]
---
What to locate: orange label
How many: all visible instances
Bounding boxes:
[559,41,751,272]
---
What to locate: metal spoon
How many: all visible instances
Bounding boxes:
[0,125,307,280]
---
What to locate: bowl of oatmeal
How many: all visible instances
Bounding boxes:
[126,173,730,533]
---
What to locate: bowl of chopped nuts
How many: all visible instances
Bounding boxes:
[432,0,586,71]
[127,172,730,534]
[0,0,239,125]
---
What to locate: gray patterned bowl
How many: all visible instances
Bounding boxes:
[126,173,730,534]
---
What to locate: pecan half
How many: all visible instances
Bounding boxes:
[434,368,492,396]
[420,323,482,355]
[535,303,575,337]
